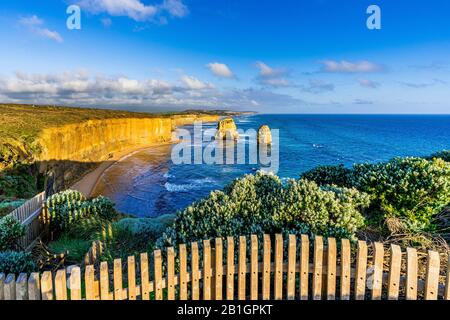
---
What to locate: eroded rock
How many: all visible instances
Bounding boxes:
[215,118,239,140]
[258,125,272,145]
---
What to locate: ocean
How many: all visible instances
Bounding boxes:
[92,114,450,217]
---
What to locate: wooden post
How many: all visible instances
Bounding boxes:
[299,234,309,300]
[100,261,110,300]
[4,274,15,300]
[70,266,81,300]
[274,234,283,300]
[128,256,136,300]
[287,234,297,300]
[41,271,53,300]
[215,238,223,300]
[154,249,163,300]
[340,239,351,300]
[424,250,440,300]
[0,273,4,300]
[179,244,188,300]
[445,255,450,300]
[203,241,212,300]
[238,236,247,300]
[312,236,323,300]
[250,235,259,300]
[16,273,28,300]
[84,265,95,300]
[167,247,176,300]
[140,252,150,300]
[262,234,271,300]
[55,269,67,300]
[191,242,200,300]
[28,273,41,300]
[113,259,123,300]
[372,242,384,300]
[326,238,337,300]
[387,244,402,300]
[405,247,418,300]
[355,240,368,300]
[226,236,235,300]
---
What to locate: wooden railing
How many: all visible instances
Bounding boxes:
[0,233,449,300]
[4,192,48,250]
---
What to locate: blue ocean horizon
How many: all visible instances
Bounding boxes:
[93,114,450,217]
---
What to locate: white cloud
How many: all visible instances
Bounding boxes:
[321,60,382,73]
[358,79,380,88]
[77,0,188,22]
[255,61,291,87]
[206,62,234,78]
[19,15,63,43]
[180,75,214,90]
[301,79,335,94]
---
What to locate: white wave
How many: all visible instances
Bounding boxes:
[313,144,325,148]
[163,173,174,178]
[164,182,195,192]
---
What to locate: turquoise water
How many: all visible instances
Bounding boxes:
[92,114,450,217]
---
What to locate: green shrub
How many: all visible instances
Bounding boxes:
[115,214,175,242]
[157,172,368,249]
[0,251,36,274]
[48,235,91,265]
[0,216,26,251]
[429,150,450,162]
[301,164,352,187]
[46,190,117,232]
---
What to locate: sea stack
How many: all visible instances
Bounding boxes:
[258,125,272,145]
[216,118,239,140]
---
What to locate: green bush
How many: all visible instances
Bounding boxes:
[429,150,450,162]
[0,251,36,274]
[46,190,117,232]
[115,214,175,242]
[301,164,352,187]
[0,216,26,251]
[48,235,91,265]
[157,172,368,249]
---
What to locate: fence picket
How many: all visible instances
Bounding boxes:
[113,259,123,300]
[179,244,188,300]
[262,234,271,300]
[70,266,81,300]
[406,247,418,300]
[154,250,163,300]
[0,273,4,300]
[215,238,223,300]
[203,241,212,300]
[372,242,384,300]
[340,239,351,300]
[128,256,136,300]
[4,274,15,300]
[312,236,323,300]
[445,255,450,300]
[140,252,150,300]
[28,273,40,300]
[238,236,247,300]
[100,262,110,300]
[55,269,67,300]
[16,273,28,300]
[84,265,95,300]
[355,240,368,300]
[387,245,402,300]
[226,237,235,300]
[274,234,283,300]
[424,250,440,300]
[326,238,337,300]
[41,271,53,300]
[287,234,296,300]
[250,235,258,300]
[299,234,309,300]
[167,247,176,300]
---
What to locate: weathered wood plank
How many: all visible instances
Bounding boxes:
[238,236,247,300]
[154,249,163,300]
[167,247,176,300]
[387,244,402,300]
[372,242,384,300]
[0,273,4,300]
[340,239,351,300]
[179,244,188,300]
[326,238,337,300]
[128,256,136,300]
[69,266,81,300]
[312,236,323,300]
[203,241,212,300]
[140,252,150,300]
[424,250,440,300]
[113,259,123,300]
[28,273,41,300]
[191,242,200,300]
[406,247,418,300]
[84,265,95,300]
[226,236,235,300]
[4,274,15,300]
[55,269,67,300]
[274,234,283,300]
[355,240,368,300]
[445,255,450,300]
[215,238,223,300]
[100,261,110,300]
[299,234,309,300]
[262,234,271,300]
[250,235,259,300]
[287,234,296,300]
[16,273,28,300]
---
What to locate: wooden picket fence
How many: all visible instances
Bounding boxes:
[4,192,48,250]
[1,233,450,300]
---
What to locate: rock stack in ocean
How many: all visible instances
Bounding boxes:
[258,125,272,145]
[215,118,239,140]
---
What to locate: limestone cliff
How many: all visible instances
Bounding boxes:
[258,125,272,145]
[215,118,239,140]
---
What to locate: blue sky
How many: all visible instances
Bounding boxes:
[0,0,449,113]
